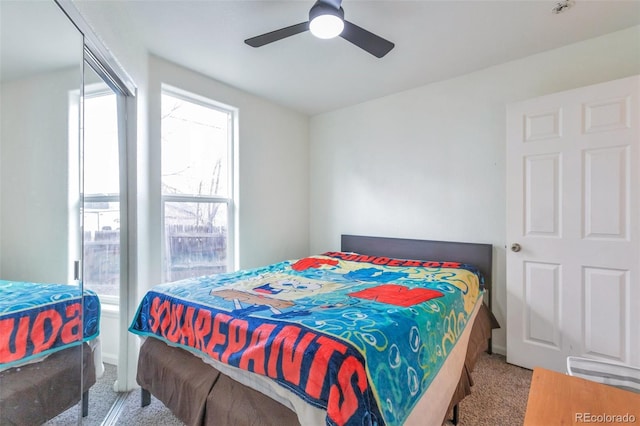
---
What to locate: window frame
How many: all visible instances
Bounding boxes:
[160,84,237,281]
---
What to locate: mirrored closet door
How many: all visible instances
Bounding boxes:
[1,0,134,424]
[0,0,86,424]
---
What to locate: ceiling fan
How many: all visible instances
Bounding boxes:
[244,0,394,58]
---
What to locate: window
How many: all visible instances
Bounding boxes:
[82,80,121,301]
[161,86,236,281]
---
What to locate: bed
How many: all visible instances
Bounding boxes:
[130,234,497,426]
[0,280,102,425]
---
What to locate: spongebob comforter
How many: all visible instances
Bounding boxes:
[0,280,100,370]
[129,252,484,426]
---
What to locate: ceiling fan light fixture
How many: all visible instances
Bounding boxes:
[309,2,344,39]
[310,14,344,39]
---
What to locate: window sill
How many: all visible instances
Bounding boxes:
[100,299,120,315]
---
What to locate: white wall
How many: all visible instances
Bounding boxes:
[0,68,81,284]
[309,25,640,354]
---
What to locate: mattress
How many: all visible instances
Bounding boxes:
[0,280,101,371]
[130,252,485,426]
[136,301,496,426]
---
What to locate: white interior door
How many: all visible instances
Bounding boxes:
[506,75,640,372]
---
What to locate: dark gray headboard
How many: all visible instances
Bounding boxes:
[340,234,493,305]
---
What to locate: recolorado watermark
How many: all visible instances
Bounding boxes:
[576,413,636,423]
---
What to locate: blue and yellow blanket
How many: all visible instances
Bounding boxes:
[130,252,483,426]
[0,280,101,368]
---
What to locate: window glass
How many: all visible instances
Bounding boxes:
[161,88,235,281]
[161,94,229,197]
[84,201,120,296]
[82,81,120,299]
[84,91,119,194]
[164,202,228,281]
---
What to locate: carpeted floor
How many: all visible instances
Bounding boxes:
[445,352,533,425]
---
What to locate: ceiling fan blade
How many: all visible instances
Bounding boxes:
[340,20,394,58]
[245,22,310,48]
[321,0,343,9]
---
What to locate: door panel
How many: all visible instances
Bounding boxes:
[524,154,561,236]
[583,146,629,239]
[524,261,561,349]
[583,267,627,360]
[506,75,640,372]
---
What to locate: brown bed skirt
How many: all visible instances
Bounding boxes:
[0,342,96,426]
[445,303,500,421]
[137,303,498,426]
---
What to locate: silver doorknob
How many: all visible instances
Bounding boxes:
[511,243,521,252]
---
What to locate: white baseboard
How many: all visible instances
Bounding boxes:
[491,343,506,356]
[102,353,119,366]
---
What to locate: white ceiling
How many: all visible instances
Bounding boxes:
[6,1,640,115]
[0,1,83,82]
